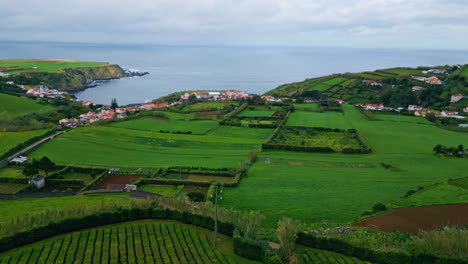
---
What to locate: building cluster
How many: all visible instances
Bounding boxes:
[6,82,66,98]
[422,69,448,75]
[59,100,178,128]
[412,76,442,85]
[180,91,252,101]
[362,80,382,86]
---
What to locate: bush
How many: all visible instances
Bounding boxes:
[187,191,205,202]
[372,203,387,212]
[232,229,269,261]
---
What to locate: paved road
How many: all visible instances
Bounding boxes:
[0,131,65,168]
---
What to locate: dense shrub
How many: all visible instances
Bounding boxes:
[232,229,269,261]
[187,191,205,202]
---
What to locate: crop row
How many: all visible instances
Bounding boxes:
[0,223,236,264]
[303,249,371,264]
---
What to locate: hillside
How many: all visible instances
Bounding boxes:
[265,65,468,107]
[0,93,55,117]
[0,59,125,90]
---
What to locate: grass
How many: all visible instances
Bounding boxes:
[0,59,106,74]
[181,101,237,112]
[222,105,468,228]
[0,195,133,223]
[391,183,468,209]
[384,68,423,74]
[0,220,256,264]
[29,125,272,168]
[61,172,94,183]
[0,93,54,117]
[287,111,352,129]
[292,103,320,110]
[0,166,24,178]
[271,127,361,152]
[0,129,49,156]
[0,183,27,194]
[139,185,183,197]
[237,110,275,117]
[108,116,219,134]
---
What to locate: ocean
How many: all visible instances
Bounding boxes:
[2,41,468,105]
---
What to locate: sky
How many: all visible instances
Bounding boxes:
[1,0,468,49]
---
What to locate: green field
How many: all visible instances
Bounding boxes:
[0,59,105,74]
[0,220,254,264]
[0,195,134,223]
[109,116,219,134]
[0,93,54,117]
[292,103,320,110]
[0,129,49,156]
[306,77,348,92]
[139,185,184,197]
[287,111,352,129]
[236,110,275,117]
[222,105,468,227]
[181,101,236,112]
[0,166,24,178]
[29,125,273,168]
[384,68,423,74]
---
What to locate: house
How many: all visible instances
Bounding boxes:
[425,76,442,85]
[408,105,423,111]
[459,124,468,128]
[441,110,458,117]
[29,176,45,189]
[412,86,426,91]
[364,104,384,111]
[334,100,345,104]
[422,69,448,74]
[450,94,465,103]
[414,109,441,117]
[81,101,94,106]
[464,107,468,113]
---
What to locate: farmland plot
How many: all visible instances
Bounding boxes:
[0,221,253,264]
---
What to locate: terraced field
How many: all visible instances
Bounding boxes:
[0,183,27,194]
[0,59,105,74]
[303,248,371,264]
[0,221,251,263]
[306,77,348,92]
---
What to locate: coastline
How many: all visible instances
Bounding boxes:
[67,71,149,93]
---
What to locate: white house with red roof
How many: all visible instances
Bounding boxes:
[450,94,465,103]
[408,105,423,111]
[441,110,458,117]
[412,86,426,91]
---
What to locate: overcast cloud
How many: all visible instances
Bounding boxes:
[1,0,468,49]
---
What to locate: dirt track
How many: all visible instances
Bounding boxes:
[353,203,468,234]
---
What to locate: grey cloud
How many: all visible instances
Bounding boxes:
[0,0,467,49]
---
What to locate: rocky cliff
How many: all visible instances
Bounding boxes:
[17,64,125,91]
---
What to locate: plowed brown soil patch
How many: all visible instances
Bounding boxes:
[92,174,144,190]
[353,203,468,234]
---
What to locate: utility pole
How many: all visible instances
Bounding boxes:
[213,184,222,249]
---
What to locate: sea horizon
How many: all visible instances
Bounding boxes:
[2,41,468,105]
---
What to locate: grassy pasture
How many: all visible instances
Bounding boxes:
[236,110,275,117]
[0,93,54,117]
[0,220,253,263]
[29,125,272,168]
[287,111,352,129]
[222,105,468,227]
[292,103,320,110]
[0,129,49,156]
[181,101,237,112]
[391,183,468,209]
[139,185,183,197]
[0,166,24,178]
[0,195,133,223]
[0,59,105,74]
[108,116,218,134]
[384,68,422,74]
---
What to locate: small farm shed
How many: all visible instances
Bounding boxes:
[29,175,45,189]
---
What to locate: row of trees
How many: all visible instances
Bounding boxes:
[433,144,465,157]
[22,156,56,178]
